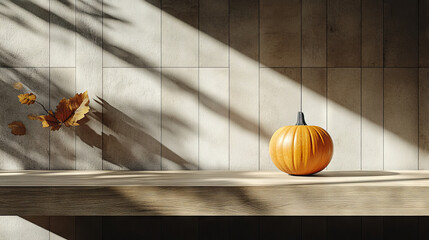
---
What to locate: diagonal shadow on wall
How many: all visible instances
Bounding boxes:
[0,0,424,170]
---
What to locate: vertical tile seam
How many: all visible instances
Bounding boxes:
[101,0,104,170]
[382,0,385,171]
[300,0,303,113]
[360,0,363,170]
[258,0,261,171]
[325,0,328,170]
[74,0,77,170]
[48,0,51,229]
[228,0,231,171]
[418,0,420,170]
[160,0,163,170]
[48,0,51,202]
[198,0,200,170]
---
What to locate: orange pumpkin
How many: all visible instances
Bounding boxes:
[269,112,333,175]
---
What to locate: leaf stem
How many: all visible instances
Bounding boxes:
[35,101,49,114]
[35,101,61,122]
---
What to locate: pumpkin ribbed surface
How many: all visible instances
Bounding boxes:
[269,125,333,175]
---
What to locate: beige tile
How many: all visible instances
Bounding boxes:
[420,0,429,67]
[103,0,161,67]
[230,0,259,170]
[260,0,301,67]
[103,68,161,170]
[49,0,75,67]
[362,0,383,67]
[75,0,103,170]
[384,68,418,169]
[49,68,76,170]
[419,69,429,169]
[199,68,229,170]
[162,0,198,67]
[0,0,49,67]
[199,0,229,67]
[0,68,49,169]
[327,68,361,170]
[230,0,258,60]
[362,68,383,170]
[302,0,326,67]
[384,0,418,67]
[302,68,326,128]
[0,217,49,240]
[260,68,301,171]
[327,0,361,67]
[162,68,198,170]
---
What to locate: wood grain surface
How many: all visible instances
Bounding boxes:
[1,171,429,215]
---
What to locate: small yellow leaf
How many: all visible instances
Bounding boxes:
[18,93,36,105]
[13,82,23,90]
[27,114,38,120]
[8,121,26,135]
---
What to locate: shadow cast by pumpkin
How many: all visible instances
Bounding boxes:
[313,171,399,177]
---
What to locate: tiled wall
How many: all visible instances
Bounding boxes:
[1,0,429,171]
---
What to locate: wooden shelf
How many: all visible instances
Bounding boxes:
[1,170,429,216]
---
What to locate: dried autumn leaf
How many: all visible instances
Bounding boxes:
[36,91,90,131]
[27,114,38,120]
[65,91,90,126]
[18,93,36,105]
[55,91,90,127]
[8,121,26,135]
[13,82,23,90]
[38,110,61,131]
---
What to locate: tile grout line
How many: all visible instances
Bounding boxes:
[258,0,261,171]
[300,0,303,113]
[228,0,231,171]
[74,0,77,171]
[382,0,385,171]
[360,0,363,171]
[48,0,51,236]
[326,0,328,131]
[160,0,163,170]
[48,0,51,171]
[325,0,328,170]
[101,0,104,171]
[198,0,200,170]
[418,0,420,170]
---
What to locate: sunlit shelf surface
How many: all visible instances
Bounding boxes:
[0,170,429,216]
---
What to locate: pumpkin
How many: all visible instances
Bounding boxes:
[269,112,333,175]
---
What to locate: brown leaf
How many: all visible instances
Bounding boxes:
[65,91,90,126]
[27,114,38,120]
[36,91,90,131]
[18,93,36,105]
[38,111,61,131]
[55,91,90,127]
[8,121,26,135]
[13,82,23,90]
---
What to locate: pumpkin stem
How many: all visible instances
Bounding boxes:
[295,111,307,125]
